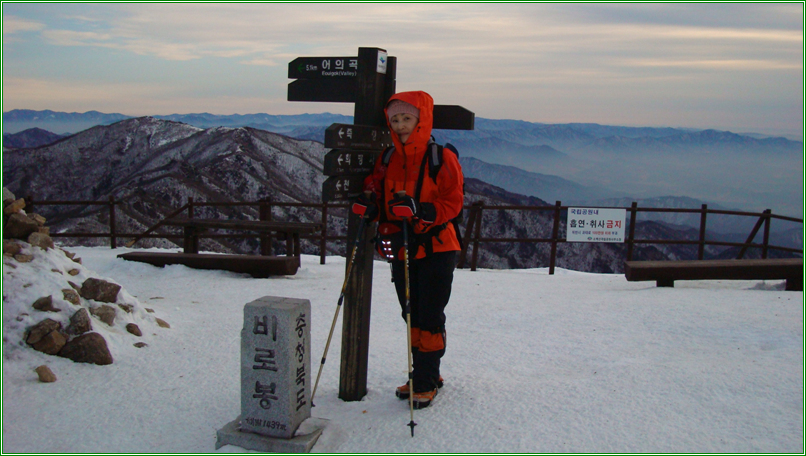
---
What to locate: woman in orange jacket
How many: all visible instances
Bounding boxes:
[352,91,464,409]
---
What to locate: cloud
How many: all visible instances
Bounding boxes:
[2,3,801,134]
[2,15,45,35]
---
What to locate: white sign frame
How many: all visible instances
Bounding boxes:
[566,208,626,243]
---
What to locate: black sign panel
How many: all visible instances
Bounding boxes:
[288,57,359,79]
[324,149,378,176]
[433,105,475,130]
[322,175,367,202]
[324,123,392,150]
[287,79,357,103]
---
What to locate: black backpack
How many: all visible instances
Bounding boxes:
[380,139,465,248]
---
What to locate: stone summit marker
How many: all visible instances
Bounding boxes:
[216,296,326,453]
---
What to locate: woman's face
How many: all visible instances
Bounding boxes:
[389,113,419,144]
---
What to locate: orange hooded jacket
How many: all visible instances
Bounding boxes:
[364,91,464,260]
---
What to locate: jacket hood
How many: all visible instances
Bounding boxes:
[384,91,434,149]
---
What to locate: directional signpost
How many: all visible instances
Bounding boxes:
[288,47,474,403]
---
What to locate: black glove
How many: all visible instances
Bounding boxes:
[389,193,418,219]
[352,192,378,220]
[418,202,437,225]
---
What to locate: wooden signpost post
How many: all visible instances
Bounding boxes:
[288,46,473,402]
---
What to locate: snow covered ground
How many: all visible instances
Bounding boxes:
[2,246,803,453]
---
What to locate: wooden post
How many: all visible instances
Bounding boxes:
[762,209,772,259]
[338,47,392,401]
[320,202,328,265]
[259,199,273,256]
[737,212,768,259]
[698,204,707,260]
[626,202,638,261]
[25,195,34,215]
[188,197,195,219]
[109,195,117,249]
[549,201,562,275]
[470,201,484,272]
[457,203,477,269]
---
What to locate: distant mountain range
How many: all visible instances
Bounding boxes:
[6,117,797,273]
[4,109,803,220]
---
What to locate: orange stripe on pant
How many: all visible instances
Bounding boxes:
[410,327,444,352]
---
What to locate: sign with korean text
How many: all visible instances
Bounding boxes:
[566,208,626,243]
[324,123,392,150]
[288,57,359,79]
[324,149,378,176]
[240,296,311,439]
[322,175,366,202]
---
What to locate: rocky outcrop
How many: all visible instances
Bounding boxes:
[3,187,171,373]
[58,332,114,365]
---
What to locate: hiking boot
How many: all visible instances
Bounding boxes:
[412,387,438,409]
[395,376,444,400]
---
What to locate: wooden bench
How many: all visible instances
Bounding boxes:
[117,252,299,278]
[624,258,803,291]
[119,218,322,277]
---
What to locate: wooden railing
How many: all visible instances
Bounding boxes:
[24,196,803,272]
[458,200,802,272]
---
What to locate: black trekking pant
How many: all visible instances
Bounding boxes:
[391,251,456,392]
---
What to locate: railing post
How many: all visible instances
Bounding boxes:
[626,202,638,261]
[457,203,476,269]
[549,201,562,275]
[187,197,195,219]
[320,202,328,264]
[24,195,34,215]
[109,195,117,249]
[737,212,767,259]
[762,209,772,259]
[259,199,273,256]
[697,204,707,260]
[470,201,484,271]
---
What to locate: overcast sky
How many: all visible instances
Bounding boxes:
[2,3,803,136]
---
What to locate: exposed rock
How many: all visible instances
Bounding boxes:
[117,303,134,313]
[80,278,121,303]
[28,232,54,250]
[4,213,39,239]
[89,305,116,326]
[3,187,15,204]
[3,240,22,256]
[32,296,60,312]
[145,308,155,313]
[62,288,80,305]
[35,365,57,383]
[26,319,61,345]
[3,198,26,215]
[67,268,80,276]
[63,250,76,259]
[67,308,92,336]
[155,318,171,328]
[29,213,46,226]
[14,254,33,263]
[133,342,148,348]
[58,332,113,365]
[125,323,142,337]
[68,281,81,291]
[26,319,67,355]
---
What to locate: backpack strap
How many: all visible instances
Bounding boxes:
[415,140,441,201]
[381,145,395,166]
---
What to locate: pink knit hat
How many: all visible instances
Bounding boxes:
[387,100,419,120]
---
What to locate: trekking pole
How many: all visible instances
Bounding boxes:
[397,191,417,437]
[310,211,368,406]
